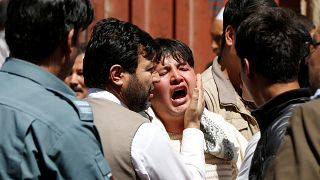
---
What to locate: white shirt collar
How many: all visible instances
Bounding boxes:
[311,89,320,100]
[0,30,5,39]
[88,88,128,108]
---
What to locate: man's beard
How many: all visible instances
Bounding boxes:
[124,74,151,112]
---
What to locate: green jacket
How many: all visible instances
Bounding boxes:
[202,59,259,140]
[0,58,111,179]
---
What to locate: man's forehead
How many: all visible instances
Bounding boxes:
[160,55,187,65]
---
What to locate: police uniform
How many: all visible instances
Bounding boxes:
[0,58,112,179]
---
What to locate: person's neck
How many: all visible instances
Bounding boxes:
[218,55,243,95]
[217,56,230,80]
[157,113,184,134]
[105,85,126,104]
[255,81,300,106]
[39,46,68,80]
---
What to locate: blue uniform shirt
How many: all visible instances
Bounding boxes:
[0,58,112,179]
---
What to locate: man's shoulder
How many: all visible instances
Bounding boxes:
[293,98,320,118]
[201,65,218,97]
[0,89,93,149]
[87,98,141,115]
[87,97,149,123]
[0,75,85,129]
[303,98,320,107]
[201,65,215,83]
[289,99,320,131]
[201,57,219,81]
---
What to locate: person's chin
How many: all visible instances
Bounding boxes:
[170,105,187,116]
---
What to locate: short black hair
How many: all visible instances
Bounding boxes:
[78,42,87,54]
[296,14,315,32]
[235,7,311,83]
[295,14,315,87]
[0,0,9,28]
[5,0,93,62]
[221,0,277,50]
[83,18,157,88]
[155,38,194,67]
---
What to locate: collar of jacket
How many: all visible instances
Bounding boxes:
[311,89,320,99]
[1,58,75,96]
[211,57,238,106]
[251,88,311,132]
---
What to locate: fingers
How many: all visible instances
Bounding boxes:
[188,74,203,110]
[196,74,204,110]
[183,74,204,129]
[196,73,202,89]
[188,87,199,112]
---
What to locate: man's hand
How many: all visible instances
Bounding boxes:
[184,74,204,129]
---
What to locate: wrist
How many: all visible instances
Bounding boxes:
[185,122,200,129]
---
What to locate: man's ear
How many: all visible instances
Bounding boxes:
[64,29,75,55]
[224,25,235,46]
[243,58,253,80]
[109,64,125,86]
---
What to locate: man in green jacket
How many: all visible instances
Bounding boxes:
[201,0,277,140]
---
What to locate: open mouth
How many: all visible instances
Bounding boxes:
[72,87,82,93]
[149,90,154,99]
[172,87,187,100]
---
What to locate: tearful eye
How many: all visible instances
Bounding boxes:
[172,89,187,99]
[179,67,189,71]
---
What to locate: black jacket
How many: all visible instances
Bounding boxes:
[249,88,311,180]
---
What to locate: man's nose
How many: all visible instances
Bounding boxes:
[170,68,183,84]
[69,73,79,85]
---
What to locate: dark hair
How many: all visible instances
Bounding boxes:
[221,0,277,50]
[78,42,87,54]
[296,14,314,87]
[155,38,194,67]
[5,0,93,62]
[70,42,87,62]
[296,14,315,32]
[235,7,312,83]
[0,0,9,28]
[83,18,156,88]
